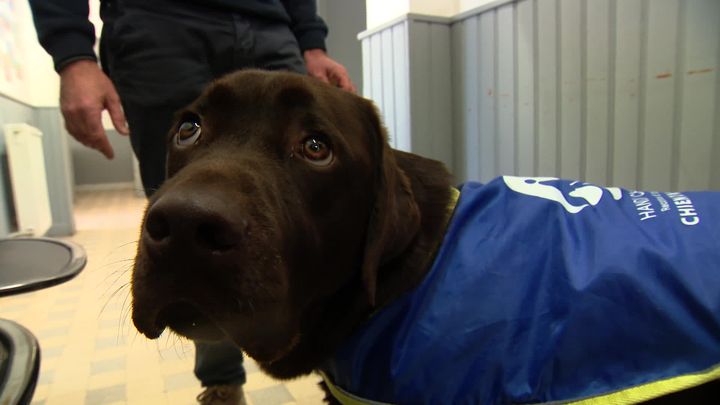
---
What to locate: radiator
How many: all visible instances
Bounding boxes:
[3,123,52,236]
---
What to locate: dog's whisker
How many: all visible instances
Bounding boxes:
[97,266,132,297]
[98,282,130,318]
[101,268,131,291]
[154,339,166,360]
[99,259,134,275]
[115,239,140,249]
[98,265,133,303]
[118,292,134,335]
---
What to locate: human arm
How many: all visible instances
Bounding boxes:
[303,49,356,93]
[59,60,128,159]
[29,0,128,159]
[28,0,97,71]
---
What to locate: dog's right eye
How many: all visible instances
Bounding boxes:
[176,121,202,146]
[300,136,333,166]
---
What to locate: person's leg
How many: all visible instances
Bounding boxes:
[102,2,226,194]
[194,341,247,386]
[101,3,249,400]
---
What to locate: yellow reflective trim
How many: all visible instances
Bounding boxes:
[568,363,720,405]
[449,187,461,213]
[318,371,394,405]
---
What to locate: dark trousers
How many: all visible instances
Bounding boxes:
[100,0,306,386]
[101,0,306,195]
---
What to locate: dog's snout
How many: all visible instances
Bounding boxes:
[143,191,247,256]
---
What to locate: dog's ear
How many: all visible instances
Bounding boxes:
[359,99,421,307]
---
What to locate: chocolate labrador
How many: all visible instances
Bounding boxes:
[131,68,452,390]
[132,70,720,404]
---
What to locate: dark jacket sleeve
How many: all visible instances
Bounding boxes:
[29,0,98,72]
[280,0,328,52]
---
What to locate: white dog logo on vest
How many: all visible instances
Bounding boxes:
[503,176,622,214]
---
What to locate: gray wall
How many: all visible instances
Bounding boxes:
[316,0,366,90]
[360,0,720,192]
[0,97,76,236]
[70,129,135,186]
[360,16,454,170]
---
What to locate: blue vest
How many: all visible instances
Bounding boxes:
[321,177,720,405]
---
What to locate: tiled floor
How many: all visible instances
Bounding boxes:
[0,188,325,405]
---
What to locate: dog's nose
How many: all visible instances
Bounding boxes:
[143,190,247,256]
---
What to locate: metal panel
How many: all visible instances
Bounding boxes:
[641,0,679,191]
[559,0,582,180]
[362,38,372,100]
[676,0,719,191]
[453,0,718,190]
[584,0,611,186]
[477,12,497,182]
[611,0,643,189]
[515,0,536,177]
[363,21,411,150]
[462,16,482,181]
[409,21,432,156]
[361,0,719,190]
[361,17,453,170]
[427,23,453,167]
[381,28,397,147]
[452,17,480,181]
[392,23,411,152]
[714,30,720,191]
[369,33,385,117]
[536,0,559,177]
[497,4,516,176]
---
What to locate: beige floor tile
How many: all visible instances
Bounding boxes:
[87,370,128,390]
[294,393,327,405]
[165,387,200,405]
[126,394,169,405]
[284,375,324,401]
[4,188,326,404]
[244,369,283,391]
[44,391,86,405]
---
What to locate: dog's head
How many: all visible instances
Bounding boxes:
[131,70,420,364]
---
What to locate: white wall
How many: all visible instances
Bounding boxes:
[366,0,411,30]
[0,0,57,106]
[458,0,498,13]
[366,0,499,29]
[0,0,105,108]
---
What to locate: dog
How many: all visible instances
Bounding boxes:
[132,70,720,404]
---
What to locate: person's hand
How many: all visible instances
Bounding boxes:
[59,59,129,159]
[303,49,356,93]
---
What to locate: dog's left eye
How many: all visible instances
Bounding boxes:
[176,121,202,146]
[300,136,333,166]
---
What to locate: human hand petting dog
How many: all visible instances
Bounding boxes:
[303,49,356,93]
[59,60,129,159]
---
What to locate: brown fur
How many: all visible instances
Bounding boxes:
[131,70,719,402]
[131,70,453,379]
